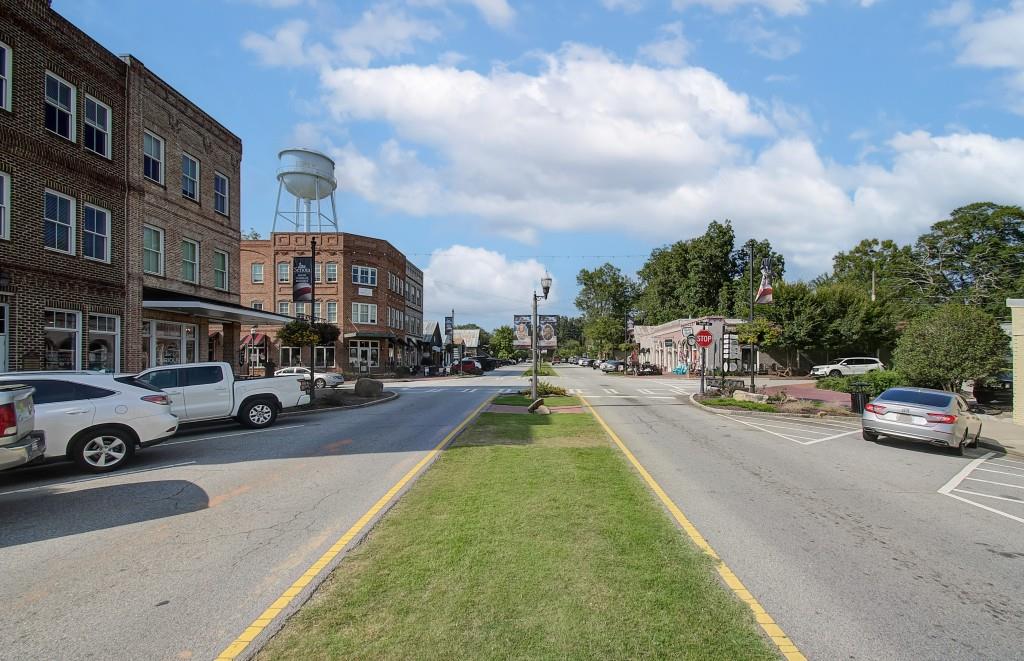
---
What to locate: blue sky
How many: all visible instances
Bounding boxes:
[55,0,1024,329]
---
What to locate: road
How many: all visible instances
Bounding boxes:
[553,365,1024,661]
[0,376,523,661]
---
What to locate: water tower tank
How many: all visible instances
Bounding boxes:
[277,148,337,200]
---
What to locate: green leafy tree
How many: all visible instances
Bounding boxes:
[558,338,583,358]
[731,238,785,318]
[575,264,634,321]
[583,316,624,358]
[490,325,515,359]
[277,320,319,348]
[759,281,820,367]
[813,283,894,359]
[893,304,1009,391]
[314,322,340,345]
[635,240,692,324]
[556,316,585,343]
[685,220,739,316]
[242,227,262,240]
[736,317,782,348]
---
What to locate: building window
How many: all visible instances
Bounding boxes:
[278,301,289,316]
[251,301,264,311]
[315,262,322,283]
[143,320,198,367]
[277,261,290,283]
[87,314,120,372]
[352,303,377,324]
[44,190,74,254]
[327,301,337,323]
[214,250,228,290]
[144,131,164,183]
[351,265,377,286]
[182,153,199,201]
[143,225,164,275]
[326,262,338,283]
[280,346,301,367]
[0,41,10,112]
[349,340,379,368]
[313,301,322,321]
[44,309,80,370]
[0,170,9,240]
[295,302,308,318]
[44,72,75,141]
[83,204,110,262]
[315,346,335,368]
[84,95,111,158]
[213,172,229,215]
[251,262,264,283]
[181,238,199,283]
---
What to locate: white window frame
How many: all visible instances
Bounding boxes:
[0,170,9,240]
[44,308,81,370]
[277,261,290,283]
[87,313,121,373]
[327,301,337,323]
[278,301,290,316]
[251,301,264,311]
[44,71,75,142]
[143,131,164,184]
[0,40,12,113]
[213,171,229,216]
[251,262,264,283]
[43,189,75,255]
[143,224,164,275]
[214,250,229,291]
[352,302,377,325]
[351,265,377,286]
[82,203,111,264]
[181,238,199,283]
[280,346,301,367]
[315,262,322,283]
[83,94,112,158]
[182,152,200,201]
[326,262,338,283]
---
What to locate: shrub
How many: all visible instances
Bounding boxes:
[521,380,567,397]
[700,397,777,413]
[816,369,906,397]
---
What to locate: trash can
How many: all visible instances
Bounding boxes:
[850,382,869,414]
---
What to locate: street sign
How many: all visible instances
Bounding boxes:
[686,335,697,347]
[695,329,713,348]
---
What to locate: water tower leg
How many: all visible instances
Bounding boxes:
[271,181,284,233]
[330,191,339,233]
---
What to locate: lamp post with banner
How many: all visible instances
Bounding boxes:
[530,274,553,401]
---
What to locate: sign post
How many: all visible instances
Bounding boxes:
[695,328,713,395]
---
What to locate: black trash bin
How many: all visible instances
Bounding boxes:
[849,381,869,414]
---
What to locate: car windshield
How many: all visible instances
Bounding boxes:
[877,389,953,408]
[114,376,162,392]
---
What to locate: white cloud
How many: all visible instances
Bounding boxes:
[638,22,692,66]
[408,0,516,28]
[946,0,1024,112]
[602,0,646,12]
[671,0,819,16]
[928,0,973,27]
[423,246,553,323]
[242,19,318,68]
[334,5,441,67]
[731,17,801,59]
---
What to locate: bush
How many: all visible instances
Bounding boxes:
[520,380,567,397]
[700,397,777,413]
[816,369,906,397]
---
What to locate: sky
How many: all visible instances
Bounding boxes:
[55,0,1024,330]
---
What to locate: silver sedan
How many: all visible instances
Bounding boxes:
[862,387,983,455]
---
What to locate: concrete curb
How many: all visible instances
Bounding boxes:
[980,439,1024,458]
[280,391,400,419]
[687,392,856,420]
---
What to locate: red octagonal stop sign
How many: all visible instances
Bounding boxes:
[695,329,713,348]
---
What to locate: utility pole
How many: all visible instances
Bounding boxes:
[749,240,756,393]
[309,235,317,407]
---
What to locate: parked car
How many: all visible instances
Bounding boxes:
[601,360,625,373]
[973,372,1012,408]
[475,356,497,372]
[449,358,483,375]
[0,373,178,473]
[0,383,46,471]
[810,357,884,378]
[862,387,983,455]
[636,362,662,376]
[135,362,309,429]
[274,366,345,389]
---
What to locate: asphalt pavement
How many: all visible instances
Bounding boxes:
[555,365,1024,661]
[0,380,505,661]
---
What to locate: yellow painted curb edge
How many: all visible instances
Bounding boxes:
[580,395,808,661]
[215,397,493,661]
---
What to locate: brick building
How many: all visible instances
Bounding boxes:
[0,0,285,373]
[241,232,425,375]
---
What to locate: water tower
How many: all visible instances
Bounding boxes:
[272,148,340,233]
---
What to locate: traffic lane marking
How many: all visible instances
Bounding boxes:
[937,452,1024,526]
[579,395,807,661]
[214,397,492,661]
[164,424,305,446]
[718,414,859,446]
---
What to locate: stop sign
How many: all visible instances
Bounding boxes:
[695,329,713,348]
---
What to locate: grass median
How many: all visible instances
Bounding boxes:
[259,396,777,661]
[522,362,558,377]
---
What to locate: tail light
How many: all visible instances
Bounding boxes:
[141,394,171,405]
[926,412,957,424]
[864,403,886,414]
[0,403,17,435]
[298,379,310,392]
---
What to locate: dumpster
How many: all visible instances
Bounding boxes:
[850,381,869,414]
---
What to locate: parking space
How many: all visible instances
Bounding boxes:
[715,412,863,445]
[939,452,1024,525]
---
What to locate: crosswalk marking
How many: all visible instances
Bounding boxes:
[603,388,619,394]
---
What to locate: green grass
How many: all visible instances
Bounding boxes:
[522,363,558,377]
[492,394,581,408]
[259,407,778,661]
[700,397,778,413]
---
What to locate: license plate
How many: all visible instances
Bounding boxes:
[894,413,912,423]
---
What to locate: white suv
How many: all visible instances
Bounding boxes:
[810,357,884,378]
[0,373,179,473]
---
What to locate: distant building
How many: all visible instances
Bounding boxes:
[634,316,749,374]
[452,328,482,357]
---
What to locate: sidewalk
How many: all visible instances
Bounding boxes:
[978,414,1024,457]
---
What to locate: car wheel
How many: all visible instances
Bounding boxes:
[951,430,968,456]
[240,398,278,429]
[862,429,878,442]
[829,369,842,377]
[970,425,982,449]
[71,427,135,473]
[314,378,326,389]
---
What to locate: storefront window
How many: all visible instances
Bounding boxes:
[315,346,335,368]
[87,314,120,372]
[348,340,379,368]
[44,309,79,370]
[185,325,197,364]
[280,346,301,367]
[146,320,200,367]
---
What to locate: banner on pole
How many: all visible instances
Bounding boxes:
[293,257,313,302]
[538,315,558,348]
[444,316,454,344]
[755,256,773,305]
[513,315,532,348]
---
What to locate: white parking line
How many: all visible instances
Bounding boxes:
[952,489,1024,505]
[0,461,198,497]
[603,388,619,394]
[936,452,1024,525]
[964,477,1024,490]
[987,460,1024,472]
[719,414,860,445]
[974,467,1024,479]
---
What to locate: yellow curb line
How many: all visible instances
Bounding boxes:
[580,395,808,661]
[215,397,492,661]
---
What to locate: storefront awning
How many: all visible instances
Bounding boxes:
[240,333,267,347]
[143,290,292,326]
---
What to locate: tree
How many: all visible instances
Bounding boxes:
[242,227,262,240]
[759,281,821,367]
[575,264,634,321]
[736,316,782,348]
[313,322,340,346]
[893,304,1008,391]
[556,316,585,344]
[685,220,739,316]
[277,320,319,349]
[583,316,624,358]
[490,325,515,359]
[635,240,691,324]
[557,338,583,358]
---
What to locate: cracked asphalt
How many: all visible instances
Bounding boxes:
[0,383,494,661]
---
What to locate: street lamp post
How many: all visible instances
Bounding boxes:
[531,274,553,401]
[309,236,318,407]
[748,240,756,393]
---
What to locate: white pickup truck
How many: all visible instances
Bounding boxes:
[135,362,309,429]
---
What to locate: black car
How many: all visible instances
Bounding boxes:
[973,372,1012,407]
